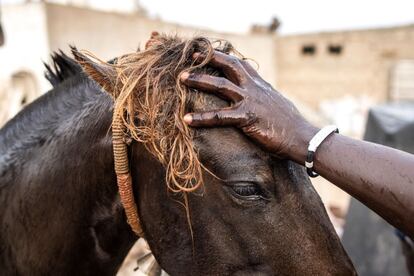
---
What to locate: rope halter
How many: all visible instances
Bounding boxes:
[112,112,144,237]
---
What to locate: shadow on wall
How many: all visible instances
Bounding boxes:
[0,22,4,46]
[0,2,4,46]
[0,71,38,126]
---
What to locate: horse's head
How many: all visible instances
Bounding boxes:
[75,35,355,275]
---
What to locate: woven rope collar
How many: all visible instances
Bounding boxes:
[112,113,144,236]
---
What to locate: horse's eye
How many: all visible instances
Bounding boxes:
[230,183,265,200]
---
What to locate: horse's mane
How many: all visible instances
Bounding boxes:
[0,66,109,170]
[44,50,83,87]
[75,35,237,193]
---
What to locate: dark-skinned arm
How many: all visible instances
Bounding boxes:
[180,51,414,239]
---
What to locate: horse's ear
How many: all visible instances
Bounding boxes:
[71,47,117,96]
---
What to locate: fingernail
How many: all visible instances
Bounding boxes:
[180,72,190,80]
[183,114,193,124]
[192,52,201,59]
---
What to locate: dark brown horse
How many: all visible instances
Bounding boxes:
[0,36,356,275]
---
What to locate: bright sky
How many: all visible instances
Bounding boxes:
[138,0,414,34]
[3,0,414,34]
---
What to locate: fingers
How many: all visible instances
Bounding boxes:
[240,59,261,79]
[184,107,249,128]
[240,59,273,89]
[194,51,247,84]
[181,72,243,102]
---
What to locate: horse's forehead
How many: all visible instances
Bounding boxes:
[194,127,273,185]
[191,92,228,112]
[190,93,275,180]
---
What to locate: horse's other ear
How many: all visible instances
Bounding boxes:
[71,46,117,96]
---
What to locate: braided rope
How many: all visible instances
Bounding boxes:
[113,113,144,237]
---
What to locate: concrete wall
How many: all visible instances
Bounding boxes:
[0,3,52,91]
[0,3,52,124]
[45,3,278,87]
[276,25,414,110]
[390,60,414,101]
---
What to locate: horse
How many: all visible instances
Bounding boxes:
[0,35,356,275]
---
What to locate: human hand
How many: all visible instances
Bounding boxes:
[180,51,318,163]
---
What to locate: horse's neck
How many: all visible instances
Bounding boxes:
[0,76,137,275]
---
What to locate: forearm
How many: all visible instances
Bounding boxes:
[311,133,414,238]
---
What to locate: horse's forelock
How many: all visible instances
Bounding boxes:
[95,35,237,194]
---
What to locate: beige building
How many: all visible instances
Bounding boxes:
[276,25,414,110]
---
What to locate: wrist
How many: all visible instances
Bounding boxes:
[289,123,319,164]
